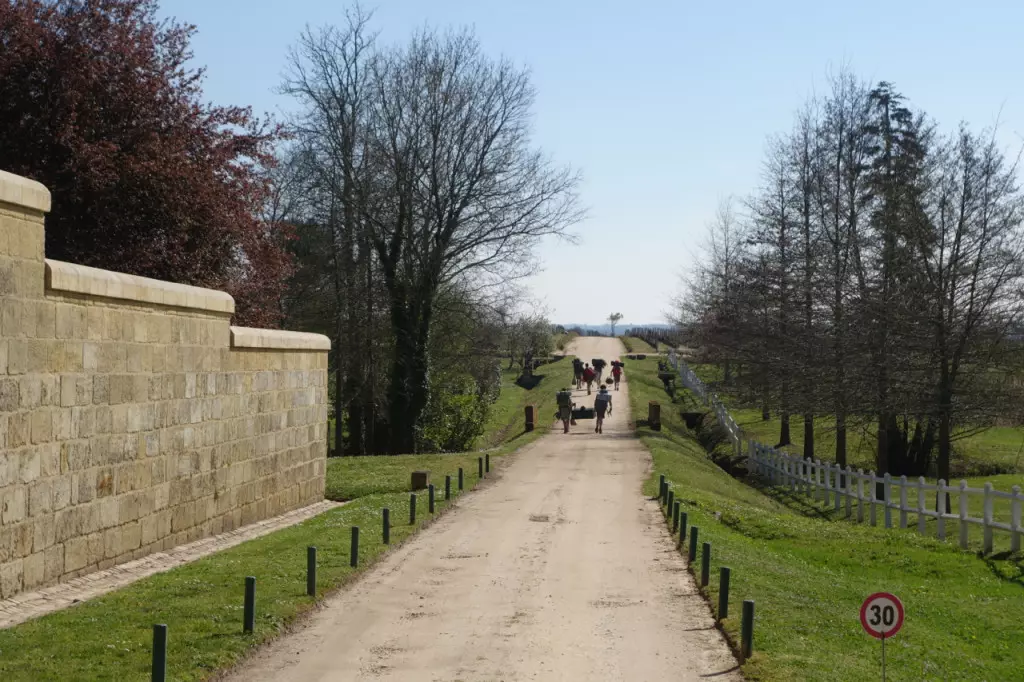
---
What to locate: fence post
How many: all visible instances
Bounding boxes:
[350,526,360,568]
[680,512,688,544]
[845,466,853,519]
[429,484,436,514]
[1011,486,1021,553]
[458,467,464,491]
[883,474,893,529]
[898,475,908,528]
[689,526,700,561]
[857,469,865,523]
[718,567,731,620]
[410,493,417,525]
[659,474,666,502]
[383,508,391,545]
[701,542,711,587]
[667,489,675,516]
[478,456,484,479]
[869,471,877,526]
[937,480,947,541]
[151,624,168,682]
[802,458,811,498]
[834,465,843,513]
[306,546,317,597]
[673,500,681,533]
[983,482,994,554]
[916,477,927,535]
[741,600,755,660]
[823,462,831,509]
[243,576,256,633]
[959,480,969,550]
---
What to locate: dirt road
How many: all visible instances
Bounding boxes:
[224,337,740,681]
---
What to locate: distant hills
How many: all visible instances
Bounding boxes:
[559,323,674,335]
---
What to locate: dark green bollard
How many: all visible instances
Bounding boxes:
[659,475,666,501]
[151,624,167,682]
[243,576,256,633]
[458,467,464,491]
[485,453,490,473]
[478,457,484,478]
[445,475,451,500]
[741,600,755,659]
[718,567,731,620]
[667,490,674,516]
[350,526,360,568]
[701,542,711,586]
[383,508,390,545]
[306,546,317,597]
[689,526,699,561]
[672,500,681,533]
[680,512,688,543]
[429,484,435,514]
[410,494,417,525]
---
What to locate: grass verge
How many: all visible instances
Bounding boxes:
[476,359,564,450]
[0,475,484,681]
[621,336,656,353]
[628,356,1024,682]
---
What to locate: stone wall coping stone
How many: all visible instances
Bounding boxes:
[45,259,235,314]
[0,169,51,214]
[230,326,331,351]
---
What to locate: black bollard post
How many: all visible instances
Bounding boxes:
[410,493,417,525]
[306,546,317,597]
[445,475,451,500]
[478,456,484,479]
[667,490,674,516]
[689,526,699,561]
[673,501,681,533]
[151,624,167,682]
[659,475,666,502]
[701,542,711,587]
[718,567,731,620]
[350,526,360,568]
[243,576,256,633]
[485,453,490,473]
[458,467,464,491]
[741,600,755,660]
[680,512,688,543]
[383,508,391,545]
[429,484,435,514]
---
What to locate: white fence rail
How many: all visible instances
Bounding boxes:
[665,352,1023,553]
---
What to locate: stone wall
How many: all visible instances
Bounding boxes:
[0,170,330,600]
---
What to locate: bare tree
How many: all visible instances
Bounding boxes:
[608,312,623,337]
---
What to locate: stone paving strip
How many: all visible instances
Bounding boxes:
[0,500,343,629]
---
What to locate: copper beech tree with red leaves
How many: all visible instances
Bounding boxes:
[0,0,290,327]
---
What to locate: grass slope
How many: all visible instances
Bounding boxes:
[620,336,656,353]
[628,356,1024,682]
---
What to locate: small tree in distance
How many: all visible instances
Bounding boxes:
[608,312,623,337]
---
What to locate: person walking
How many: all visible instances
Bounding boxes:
[556,388,574,434]
[594,384,612,433]
[572,358,584,389]
[612,362,623,391]
[593,358,607,383]
[583,364,596,395]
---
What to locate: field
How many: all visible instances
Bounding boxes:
[628,356,1024,681]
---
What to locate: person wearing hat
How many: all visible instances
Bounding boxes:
[594,384,612,434]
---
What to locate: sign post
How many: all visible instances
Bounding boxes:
[860,592,904,681]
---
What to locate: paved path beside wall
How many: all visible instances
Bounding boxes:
[0,500,342,629]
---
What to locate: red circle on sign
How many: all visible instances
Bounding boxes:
[860,592,904,639]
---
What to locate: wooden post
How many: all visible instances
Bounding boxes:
[524,404,536,432]
[937,480,947,541]
[869,471,878,527]
[151,624,168,682]
[857,469,865,523]
[883,473,893,529]
[959,480,969,549]
[983,482,994,554]
[648,401,661,431]
[899,475,909,529]
[741,600,755,660]
[718,567,730,620]
[917,477,927,535]
[701,542,711,587]
[243,577,256,633]
[411,471,430,491]
[1011,486,1021,553]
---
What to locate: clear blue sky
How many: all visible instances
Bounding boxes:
[160,0,1024,327]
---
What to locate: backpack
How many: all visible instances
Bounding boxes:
[595,392,610,406]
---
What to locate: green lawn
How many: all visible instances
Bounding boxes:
[476,360,564,450]
[628,356,1024,682]
[0,490,466,681]
[620,336,656,353]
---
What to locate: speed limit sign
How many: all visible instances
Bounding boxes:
[860,592,904,639]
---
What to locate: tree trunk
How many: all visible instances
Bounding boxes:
[803,413,814,460]
[835,410,847,468]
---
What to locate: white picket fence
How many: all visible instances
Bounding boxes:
[667,352,743,456]
[665,352,1024,553]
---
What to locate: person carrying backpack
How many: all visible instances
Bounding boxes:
[582,364,596,394]
[572,358,584,389]
[594,385,612,433]
[556,388,574,434]
[612,362,623,390]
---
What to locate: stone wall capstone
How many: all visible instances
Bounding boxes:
[0,170,330,600]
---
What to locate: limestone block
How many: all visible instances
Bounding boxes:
[22,550,44,589]
[1,485,27,525]
[63,534,89,572]
[28,479,52,517]
[0,558,24,598]
[43,543,63,582]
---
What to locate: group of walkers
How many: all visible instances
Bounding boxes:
[559,357,624,434]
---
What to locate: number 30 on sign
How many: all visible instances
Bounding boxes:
[860,592,904,639]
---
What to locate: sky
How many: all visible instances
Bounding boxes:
[159,0,1024,327]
